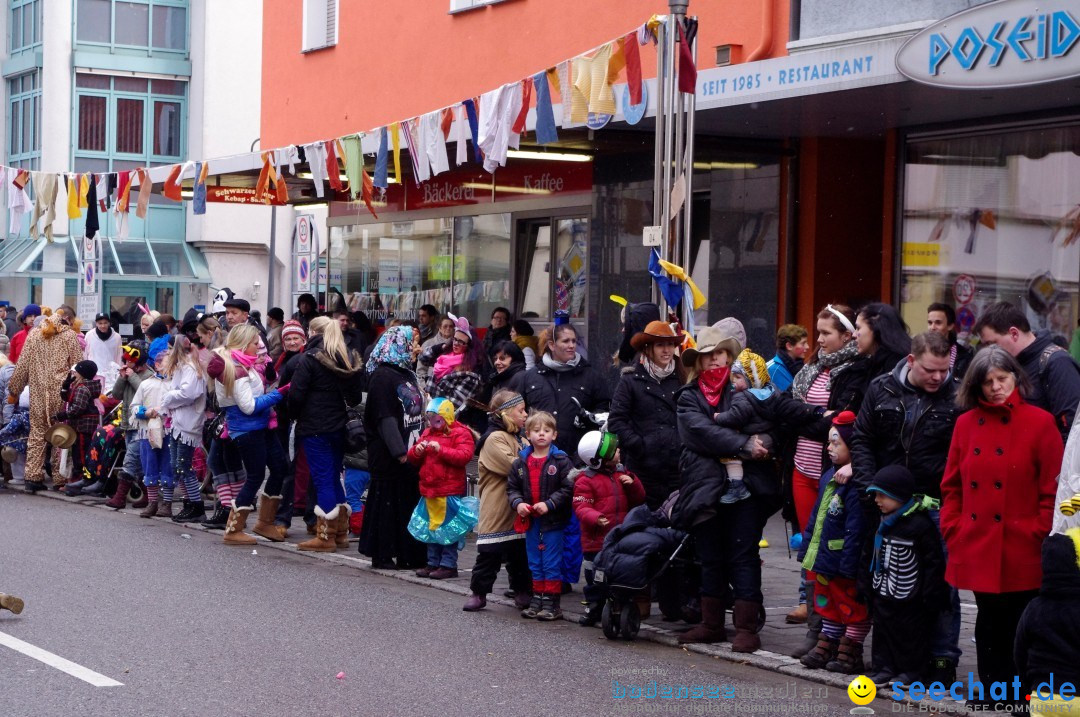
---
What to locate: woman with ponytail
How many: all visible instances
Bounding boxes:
[160,335,208,523]
[206,324,289,545]
[286,317,365,551]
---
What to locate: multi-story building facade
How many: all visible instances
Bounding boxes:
[0,0,287,324]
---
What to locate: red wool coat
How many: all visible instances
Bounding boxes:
[940,391,1063,593]
[407,421,475,498]
[572,467,647,552]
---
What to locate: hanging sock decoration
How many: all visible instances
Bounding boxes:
[462,99,481,164]
[677,18,698,94]
[532,72,559,145]
[29,171,59,242]
[342,134,363,199]
[85,174,99,240]
[303,142,328,198]
[374,127,389,190]
[8,169,32,236]
[324,140,343,192]
[66,175,82,219]
[193,162,208,216]
[623,32,644,104]
[359,166,378,220]
[390,122,402,185]
[511,78,533,137]
[163,164,184,202]
[135,168,153,219]
[422,111,450,177]
[453,104,470,166]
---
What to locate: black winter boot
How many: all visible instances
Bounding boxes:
[579,602,603,627]
[201,501,229,528]
[173,500,207,523]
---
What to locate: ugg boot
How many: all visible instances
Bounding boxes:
[825,636,865,674]
[800,634,840,669]
[223,504,257,545]
[201,501,229,529]
[105,476,133,509]
[173,499,206,523]
[785,603,808,624]
[334,504,351,548]
[678,595,727,644]
[252,494,286,541]
[536,594,562,621]
[297,506,338,552]
[0,592,25,615]
[158,499,172,519]
[731,599,763,653]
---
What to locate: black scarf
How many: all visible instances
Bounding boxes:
[95,327,113,342]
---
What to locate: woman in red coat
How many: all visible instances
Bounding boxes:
[940,346,1062,704]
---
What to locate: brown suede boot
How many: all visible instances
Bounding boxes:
[0,592,25,615]
[105,475,133,510]
[252,494,286,542]
[298,506,338,552]
[677,595,727,644]
[223,504,257,545]
[139,498,158,518]
[334,504,350,548]
[158,499,172,519]
[731,599,763,653]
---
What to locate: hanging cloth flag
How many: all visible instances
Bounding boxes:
[7,169,32,236]
[390,122,402,185]
[78,173,90,209]
[648,249,685,309]
[623,32,643,104]
[374,127,389,189]
[342,134,363,199]
[401,118,430,184]
[511,78,533,136]
[360,166,378,220]
[453,105,469,166]
[606,37,626,88]
[96,173,111,212]
[462,99,481,164]
[658,256,706,309]
[115,171,133,214]
[135,168,152,219]
[324,140,343,191]
[303,142,328,198]
[255,153,288,204]
[193,162,208,216]
[422,112,450,177]
[163,164,184,201]
[478,83,519,173]
[29,172,58,242]
[440,108,454,140]
[85,174,99,240]
[66,175,81,219]
[642,15,662,44]
[532,72,558,145]
[677,18,697,94]
[569,58,590,124]
[587,44,617,115]
[556,61,572,127]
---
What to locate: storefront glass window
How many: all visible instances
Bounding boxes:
[453,213,511,325]
[555,218,588,320]
[900,126,1080,343]
[517,217,553,319]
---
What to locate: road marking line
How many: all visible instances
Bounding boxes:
[0,630,123,687]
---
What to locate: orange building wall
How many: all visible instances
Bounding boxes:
[261,0,788,147]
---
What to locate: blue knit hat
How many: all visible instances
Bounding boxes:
[22,304,41,318]
[147,336,171,364]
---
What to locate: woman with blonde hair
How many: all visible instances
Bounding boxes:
[160,335,208,523]
[206,324,290,544]
[286,316,365,550]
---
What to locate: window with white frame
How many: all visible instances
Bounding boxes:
[302,0,338,52]
[7,71,40,170]
[449,0,510,13]
[9,0,42,53]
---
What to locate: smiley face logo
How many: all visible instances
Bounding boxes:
[848,675,876,706]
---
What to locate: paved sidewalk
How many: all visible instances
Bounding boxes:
[21,485,978,692]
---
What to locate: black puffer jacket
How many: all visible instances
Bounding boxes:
[594,504,685,590]
[1017,330,1080,442]
[1014,531,1080,690]
[523,357,610,458]
[506,445,576,530]
[850,358,960,501]
[286,336,365,437]
[607,363,682,509]
[671,381,775,530]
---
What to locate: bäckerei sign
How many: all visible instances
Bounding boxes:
[896,0,1080,88]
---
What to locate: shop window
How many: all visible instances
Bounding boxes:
[899,126,1080,344]
[454,214,512,323]
[515,214,589,323]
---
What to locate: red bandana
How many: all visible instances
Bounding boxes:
[698,367,730,407]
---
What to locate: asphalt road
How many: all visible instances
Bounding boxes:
[0,490,881,717]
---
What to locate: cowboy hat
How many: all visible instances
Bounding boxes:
[1,445,17,463]
[681,325,742,367]
[630,320,682,351]
[45,423,76,450]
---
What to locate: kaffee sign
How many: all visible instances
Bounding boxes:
[896,0,1080,88]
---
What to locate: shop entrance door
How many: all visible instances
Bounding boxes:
[105,281,176,338]
[514,213,589,337]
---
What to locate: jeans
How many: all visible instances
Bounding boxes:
[208,438,244,488]
[233,429,290,508]
[123,431,144,480]
[927,508,963,662]
[301,432,346,513]
[692,500,765,603]
[427,543,458,569]
[139,436,173,488]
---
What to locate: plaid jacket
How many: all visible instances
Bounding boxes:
[430,370,483,415]
[59,379,102,434]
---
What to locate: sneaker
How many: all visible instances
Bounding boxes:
[785,603,808,624]
[428,567,458,580]
[462,594,486,612]
[521,594,542,619]
[927,657,957,687]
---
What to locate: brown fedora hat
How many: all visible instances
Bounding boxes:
[630,321,682,351]
[45,423,76,450]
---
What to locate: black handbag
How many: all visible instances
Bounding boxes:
[202,410,227,449]
[344,404,366,453]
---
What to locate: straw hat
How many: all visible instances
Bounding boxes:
[681,325,742,367]
[45,423,76,450]
[629,321,682,351]
[1,445,17,463]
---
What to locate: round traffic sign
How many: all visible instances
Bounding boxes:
[953,274,976,305]
[621,83,648,125]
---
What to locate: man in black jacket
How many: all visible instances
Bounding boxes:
[927,302,973,380]
[976,301,1080,443]
[848,330,961,684]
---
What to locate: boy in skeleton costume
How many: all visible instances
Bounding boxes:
[861,465,948,687]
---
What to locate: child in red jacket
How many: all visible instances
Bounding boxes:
[573,430,646,626]
[407,397,476,580]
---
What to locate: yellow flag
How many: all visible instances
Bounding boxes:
[658,258,706,309]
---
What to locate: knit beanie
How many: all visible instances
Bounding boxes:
[74,360,98,380]
[736,349,769,389]
[147,336,171,364]
[831,410,857,446]
[22,303,41,319]
[281,320,306,342]
[867,464,915,503]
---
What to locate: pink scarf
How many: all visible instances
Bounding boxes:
[231,350,258,371]
[433,351,464,380]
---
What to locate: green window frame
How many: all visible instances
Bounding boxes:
[9,0,42,53]
[75,0,189,56]
[6,70,40,170]
[73,72,186,165]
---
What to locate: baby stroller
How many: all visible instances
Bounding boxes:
[87,402,141,503]
[593,504,692,640]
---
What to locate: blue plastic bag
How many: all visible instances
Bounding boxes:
[407,495,479,546]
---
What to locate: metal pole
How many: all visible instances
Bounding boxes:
[651,20,667,309]
[681,21,698,331]
[660,13,676,266]
[268,206,277,312]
